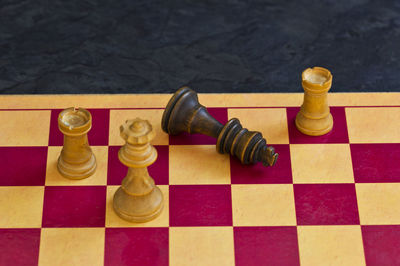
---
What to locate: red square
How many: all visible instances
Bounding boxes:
[42,186,106,227]
[49,108,109,146]
[234,226,300,266]
[362,225,400,266]
[169,185,232,226]
[230,144,292,184]
[105,228,168,266]
[351,144,400,183]
[0,147,47,186]
[169,108,228,145]
[294,184,360,225]
[287,107,349,144]
[107,145,168,185]
[0,229,40,266]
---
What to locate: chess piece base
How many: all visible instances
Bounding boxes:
[57,153,97,180]
[295,112,333,136]
[113,186,164,223]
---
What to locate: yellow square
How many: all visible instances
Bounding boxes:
[356,183,400,225]
[297,226,365,266]
[0,110,50,146]
[170,227,234,266]
[105,185,169,227]
[290,144,354,183]
[45,146,108,186]
[39,228,105,266]
[169,145,231,184]
[346,107,400,143]
[232,184,296,226]
[228,108,289,144]
[109,109,168,146]
[0,186,44,228]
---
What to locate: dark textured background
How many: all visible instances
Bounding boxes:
[1,0,399,94]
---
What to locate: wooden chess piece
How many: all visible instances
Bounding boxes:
[57,107,96,179]
[295,67,334,136]
[162,87,278,167]
[113,118,164,223]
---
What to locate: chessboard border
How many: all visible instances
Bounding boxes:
[0,92,399,109]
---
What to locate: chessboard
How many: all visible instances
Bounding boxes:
[1,92,400,266]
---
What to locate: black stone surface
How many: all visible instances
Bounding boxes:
[0,0,399,94]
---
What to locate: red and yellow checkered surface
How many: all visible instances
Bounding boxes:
[0,93,400,266]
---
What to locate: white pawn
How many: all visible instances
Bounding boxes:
[113,118,163,222]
